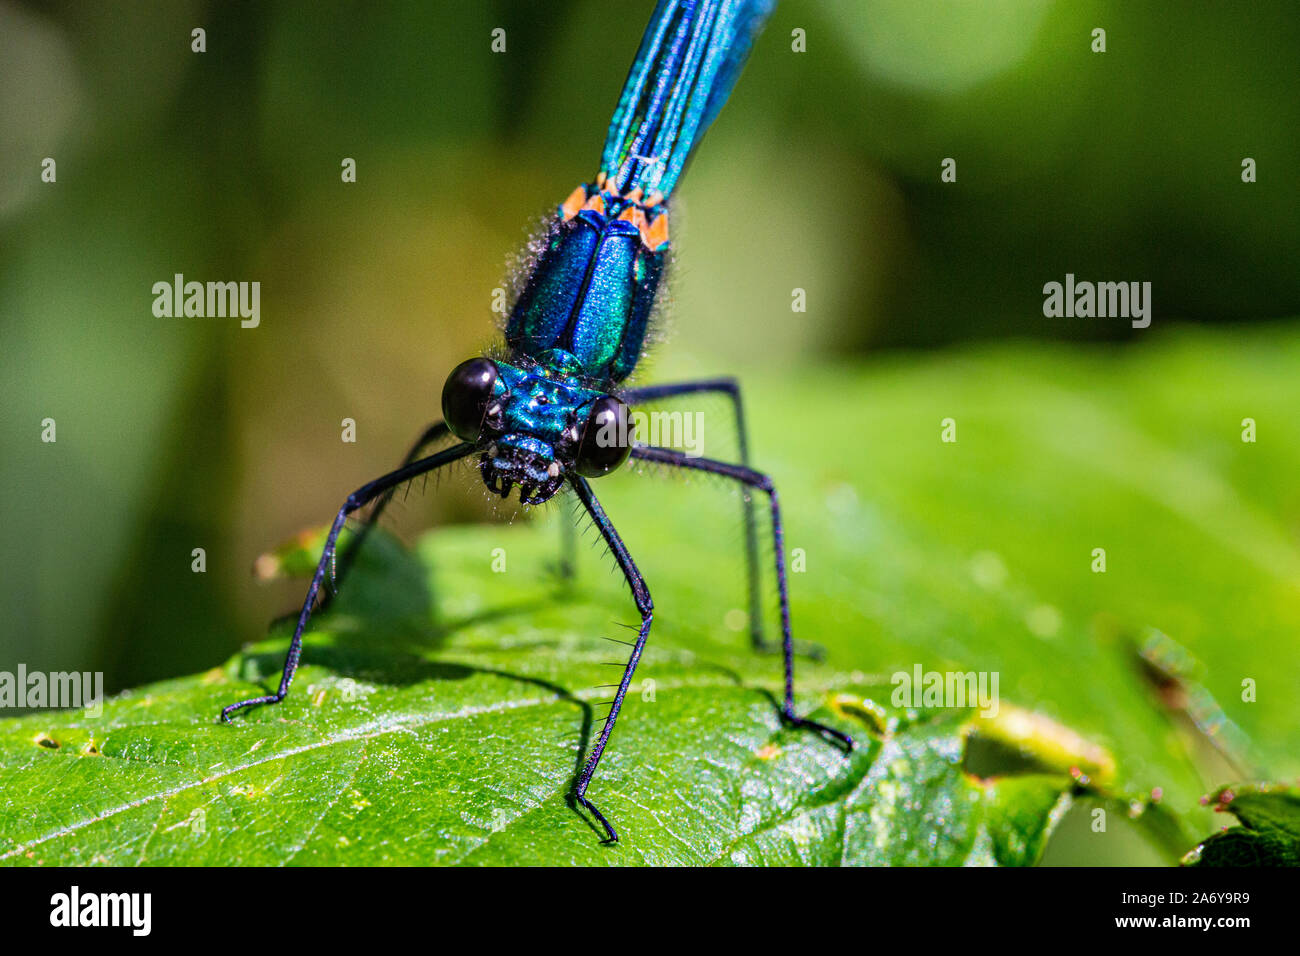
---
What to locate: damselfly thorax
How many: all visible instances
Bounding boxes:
[441,178,669,506]
[511,177,669,387]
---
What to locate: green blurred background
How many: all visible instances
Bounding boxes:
[2,0,1298,858]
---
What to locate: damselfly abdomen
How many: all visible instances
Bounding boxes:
[221,0,853,844]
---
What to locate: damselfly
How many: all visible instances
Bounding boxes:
[221,0,853,843]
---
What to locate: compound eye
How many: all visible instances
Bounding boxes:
[441,358,500,442]
[576,396,633,477]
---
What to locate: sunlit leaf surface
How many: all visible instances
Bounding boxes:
[3,329,1297,865]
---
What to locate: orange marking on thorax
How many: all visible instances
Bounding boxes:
[644,210,669,251]
[561,185,587,221]
[559,176,671,251]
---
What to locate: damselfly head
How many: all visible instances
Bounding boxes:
[442,357,501,442]
[479,440,565,505]
[441,357,634,505]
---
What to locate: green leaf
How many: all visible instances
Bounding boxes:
[4,327,1296,864]
[0,524,1092,866]
[1185,785,1300,867]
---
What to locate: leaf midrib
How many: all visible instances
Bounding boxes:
[1,671,857,860]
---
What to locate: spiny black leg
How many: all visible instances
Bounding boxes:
[621,379,764,649]
[567,475,653,844]
[221,442,474,722]
[630,445,853,752]
[332,420,451,589]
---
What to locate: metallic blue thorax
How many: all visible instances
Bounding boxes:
[506,195,665,388]
[504,0,773,388]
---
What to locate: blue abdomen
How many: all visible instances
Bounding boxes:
[507,201,665,386]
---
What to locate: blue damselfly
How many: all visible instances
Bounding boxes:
[222,0,853,844]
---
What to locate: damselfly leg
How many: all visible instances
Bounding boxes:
[332,420,451,589]
[631,445,855,752]
[622,378,823,660]
[220,442,474,722]
[559,379,754,590]
[567,475,653,844]
[567,443,853,844]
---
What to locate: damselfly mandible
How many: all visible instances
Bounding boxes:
[221,0,853,844]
